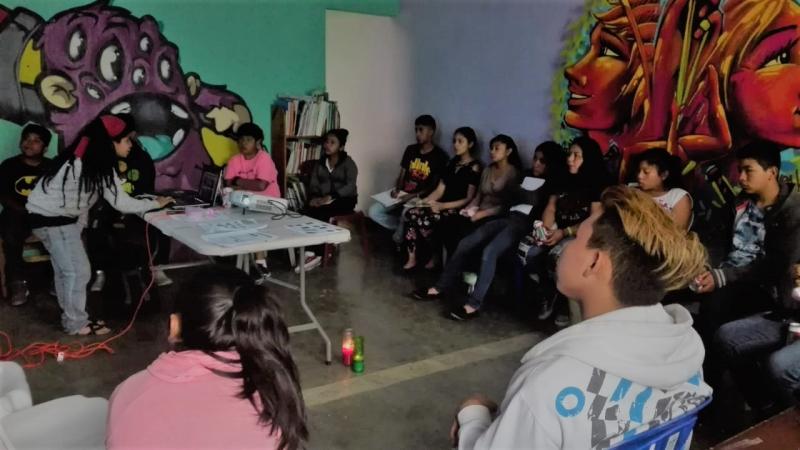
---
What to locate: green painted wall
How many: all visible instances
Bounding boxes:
[0,0,398,161]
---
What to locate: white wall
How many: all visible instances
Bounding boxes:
[326,10,412,212]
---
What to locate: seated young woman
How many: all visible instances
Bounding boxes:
[302,128,358,268]
[412,140,565,321]
[402,127,481,270]
[306,128,358,221]
[632,148,693,230]
[411,134,523,321]
[525,136,613,325]
[107,265,307,450]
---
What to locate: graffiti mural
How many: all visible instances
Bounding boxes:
[0,1,251,190]
[552,0,800,189]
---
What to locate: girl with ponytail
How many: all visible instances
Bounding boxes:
[26,114,173,335]
[107,265,308,450]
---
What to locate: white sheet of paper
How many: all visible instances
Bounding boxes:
[287,221,340,235]
[521,177,545,191]
[198,219,265,235]
[510,204,533,215]
[371,189,403,208]
[201,229,276,247]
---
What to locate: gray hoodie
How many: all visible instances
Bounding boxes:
[26,159,160,222]
[457,304,712,449]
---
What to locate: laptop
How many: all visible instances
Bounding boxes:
[157,166,222,211]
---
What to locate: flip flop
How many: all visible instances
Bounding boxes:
[75,320,111,336]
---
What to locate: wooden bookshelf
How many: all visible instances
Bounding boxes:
[271,110,319,194]
[270,95,339,195]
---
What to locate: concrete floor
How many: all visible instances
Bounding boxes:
[0,225,748,448]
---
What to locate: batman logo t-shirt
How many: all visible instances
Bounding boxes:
[0,155,50,208]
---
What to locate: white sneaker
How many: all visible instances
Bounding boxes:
[295,254,322,273]
[154,270,173,287]
[90,270,106,292]
[554,314,571,328]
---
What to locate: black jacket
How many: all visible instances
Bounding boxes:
[712,182,800,312]
[309,152,358,199]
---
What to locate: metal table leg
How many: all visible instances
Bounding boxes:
[297,245,332,364]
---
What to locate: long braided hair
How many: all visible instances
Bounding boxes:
[41,115,133,207]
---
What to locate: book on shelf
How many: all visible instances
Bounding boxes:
[285,175,308,212]
[276,94,340,138]
[285,141,322,175]
[273,93,340,194]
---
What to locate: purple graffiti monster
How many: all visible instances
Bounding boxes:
[0,1,251,190]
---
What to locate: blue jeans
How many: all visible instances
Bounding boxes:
[368,202,406,243]
[436,217,527,310]
[714,312,800,407]
[33,224,91,334]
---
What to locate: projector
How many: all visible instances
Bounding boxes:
[230,191,289,215]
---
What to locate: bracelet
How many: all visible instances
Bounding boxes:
[565,227,574,237]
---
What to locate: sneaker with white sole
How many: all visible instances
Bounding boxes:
[554,314,571,328]
[154,270,173,287]
[537,292,558,321]
[252,263,272,284]
[295,254,322,273]
[9,281,29,306]
[90,270,106,292]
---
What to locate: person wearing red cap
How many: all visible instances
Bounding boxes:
[26,115,174,335]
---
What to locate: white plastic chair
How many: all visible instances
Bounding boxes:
[0,362,107,450]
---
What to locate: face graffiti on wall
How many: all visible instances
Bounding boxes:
[0,1,252,190]
[555,0,800,186]
[720,0,800,149]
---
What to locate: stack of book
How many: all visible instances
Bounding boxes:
[285,141,322,175]
[285,175,307,212]
[275,94,340,138]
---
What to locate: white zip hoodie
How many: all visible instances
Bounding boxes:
[457,304,712,449]
[26,159,160,221]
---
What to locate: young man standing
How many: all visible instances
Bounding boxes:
[368,114,448,243]
[451,186,712,449]
[0,123,51,306]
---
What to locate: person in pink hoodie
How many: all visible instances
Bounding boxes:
[106,265,307,450]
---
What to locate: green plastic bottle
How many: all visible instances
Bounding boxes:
[352,336,365,373]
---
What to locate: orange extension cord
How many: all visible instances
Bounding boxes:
[0,224,157,368]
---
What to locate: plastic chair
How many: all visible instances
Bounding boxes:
[611,397,712,450]
[0,362,108,450]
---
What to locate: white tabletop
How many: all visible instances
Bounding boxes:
[144,207,351,257]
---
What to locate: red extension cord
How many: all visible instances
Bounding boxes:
[0,224,157,368]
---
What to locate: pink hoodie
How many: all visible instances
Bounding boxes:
[107,350,281,450]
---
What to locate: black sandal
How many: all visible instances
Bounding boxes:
[411,288,443,301]
[448,305,480,321]
[75,320,112,336]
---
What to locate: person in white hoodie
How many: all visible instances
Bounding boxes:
[26,115,173,336]
[452,185,713,449]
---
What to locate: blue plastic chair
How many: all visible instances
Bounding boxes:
[611,397,712,450]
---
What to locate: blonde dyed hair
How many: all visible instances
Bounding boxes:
[589,186,708,305]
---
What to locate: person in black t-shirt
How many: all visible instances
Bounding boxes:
[0,123,52,305]
[368,114,448,243]
[401,127,481,270]
[117,141,156,197]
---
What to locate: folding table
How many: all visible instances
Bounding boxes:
[143,207,351,363]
